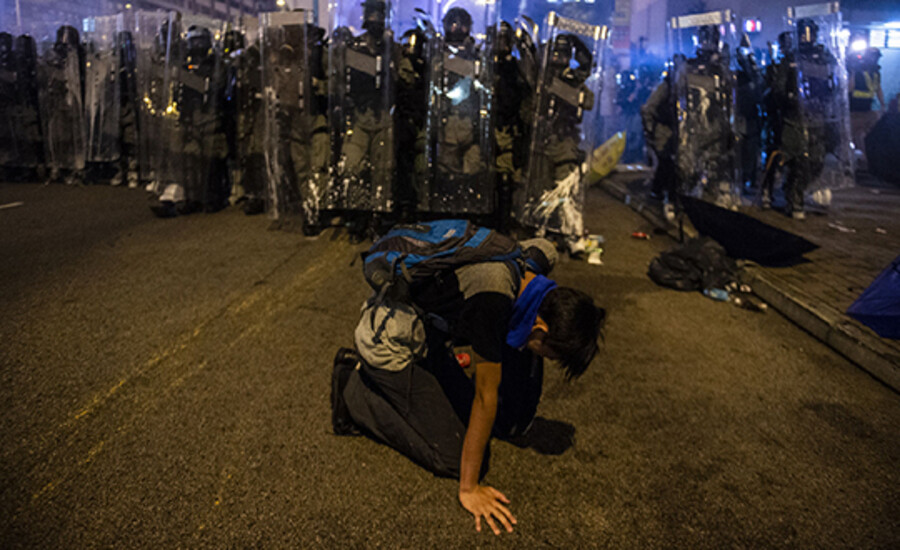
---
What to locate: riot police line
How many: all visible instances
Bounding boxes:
[0,2,609,251]
[641,4,854,223]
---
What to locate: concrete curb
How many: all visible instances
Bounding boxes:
[597,176,900,393]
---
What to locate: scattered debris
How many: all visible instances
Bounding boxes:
[631,231,650,240]
[0,201,24,210]
[875,227,887,235]
[827,221,857,233]
[585,235,604,265]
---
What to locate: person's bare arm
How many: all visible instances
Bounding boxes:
[458,361,517,534]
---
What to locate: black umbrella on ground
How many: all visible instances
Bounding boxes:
[865,113,900,184]
[679,195,819,266]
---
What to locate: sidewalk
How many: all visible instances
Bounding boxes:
[599,168,900,392]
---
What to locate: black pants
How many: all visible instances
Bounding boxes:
[342,331,543,478]
[651,152,678,199]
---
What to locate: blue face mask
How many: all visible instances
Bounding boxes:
[506,275,557,350]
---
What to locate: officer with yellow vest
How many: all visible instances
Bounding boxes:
[849,47,885,170]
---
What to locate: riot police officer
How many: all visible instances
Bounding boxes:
[672,24,736,209]
[397,26,429,220]
[425,6,491,214]
[641,68,677,221]
[0,32,16,177]
[152,24,227,217]
[40,25,86,185]
[232,26,267,214]
[524,32,594,244]
[735,33,764,192]
[331,0,398,214]
[117,30,140,188]
[12,35,44,181]
[763,20,837,220]
[493,21,535,230]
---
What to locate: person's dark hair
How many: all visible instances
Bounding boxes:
[538,287,606,380]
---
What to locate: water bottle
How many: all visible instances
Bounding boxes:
[703,288,730,302]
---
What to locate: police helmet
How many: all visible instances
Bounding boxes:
[223,30,243,54]
[696,25,720,52]
[15,34,38,71]
[551,33,574,66]
[797,18,818,46]
[55,25,80,49]
[186,25,212,55]
[362,0,386,34]
[777,31,794,54]
[443,7,472,44]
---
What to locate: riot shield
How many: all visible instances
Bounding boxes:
[38,24,87,183]
[6,35,45,176]
[117,19,141,187]
[261,11,320,232]
[494,19,540,230]
[518,13,608,239]
[328,0,398,213]
[668,10,740,208]
[134,10,179,192]
[153,14,229,214]
[0,33,17,171]
[231,16,268,211]
[420,0,497,215]
[785,2,853,208]
[83,15,123,167]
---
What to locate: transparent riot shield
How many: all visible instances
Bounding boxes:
[420,0,497,215]
[134,10,179,192]
[0,32,17,170]
[182,15,229,210]
[232,16,267,210]
[261,11,320,233]
[155,14,229,213]
[37,24,87,183]
[83,14,123,166]
[785,2,853,210]
[668,10,740,208]
[5,35,44,175]
[494,18,540,230]
[117,18,141,187]
[328,0,399,213]
[519,13,608,239]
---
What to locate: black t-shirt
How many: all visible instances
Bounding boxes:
[410,262,520,363]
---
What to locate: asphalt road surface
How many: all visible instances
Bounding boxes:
[1,182,898,548]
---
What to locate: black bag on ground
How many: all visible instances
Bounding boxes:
[648,237,739,291]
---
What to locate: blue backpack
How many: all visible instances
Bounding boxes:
[363,220,525,301]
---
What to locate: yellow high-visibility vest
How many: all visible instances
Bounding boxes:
[852,71,879,99]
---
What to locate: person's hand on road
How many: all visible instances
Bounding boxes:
[459,485,517,535]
